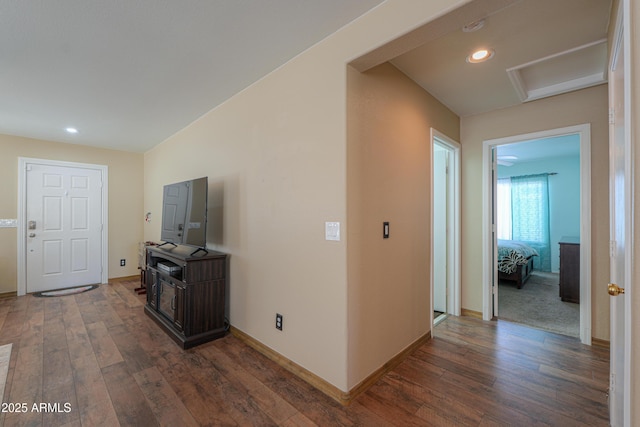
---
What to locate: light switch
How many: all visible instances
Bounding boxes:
[325,222,340,241]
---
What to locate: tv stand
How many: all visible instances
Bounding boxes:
[144,245,227,349]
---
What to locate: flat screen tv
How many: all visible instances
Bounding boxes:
[159,176,208,254]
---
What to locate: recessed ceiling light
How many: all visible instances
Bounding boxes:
[466,48,495,64]
[462,19,485,33]
[65,127,78,134]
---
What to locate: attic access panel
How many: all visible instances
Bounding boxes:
[507,39,607,102]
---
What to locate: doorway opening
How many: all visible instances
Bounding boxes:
[430,129,461,328]
[481,124,592,344]
[495,135,580,337]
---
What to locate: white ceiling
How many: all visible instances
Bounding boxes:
[0,0,384,152]
[497,134,580,166]
[390,0,612,118]
[1,0,613,154]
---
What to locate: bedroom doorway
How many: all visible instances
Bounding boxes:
[430,129,461,327]
[481,125,592,344]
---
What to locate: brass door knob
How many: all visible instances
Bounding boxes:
[608,283,625,296]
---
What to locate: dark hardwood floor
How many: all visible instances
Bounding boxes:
[0,277,610,426]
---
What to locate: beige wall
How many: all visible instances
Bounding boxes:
[0,134,144,294]
[144,0,469,392]
[460,84,610,340]
[346,63,459,387]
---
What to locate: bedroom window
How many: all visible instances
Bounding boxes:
[497,174,551,271]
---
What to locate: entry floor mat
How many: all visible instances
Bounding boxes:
[33,284,99,297]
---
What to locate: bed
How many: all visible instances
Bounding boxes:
[498,240,539,289]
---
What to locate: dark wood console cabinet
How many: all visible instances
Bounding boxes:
[559,237,580,304]
[144,245,227,349]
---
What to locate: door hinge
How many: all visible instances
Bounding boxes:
[610,240,616,258]
[609,108,615,125]
[610,372,615,389]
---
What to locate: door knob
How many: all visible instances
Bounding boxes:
[608,283,625,296]
[28,233,36,238]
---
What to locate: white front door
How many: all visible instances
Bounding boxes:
[26,162,103,293]
[608,8,630,425]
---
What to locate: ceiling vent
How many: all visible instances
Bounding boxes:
[506,39,607,103]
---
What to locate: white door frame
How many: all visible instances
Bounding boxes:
[17,158,109,296]
[481,124,592,345]
[430,128,461,327]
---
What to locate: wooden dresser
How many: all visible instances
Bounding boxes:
[559,237,580,303]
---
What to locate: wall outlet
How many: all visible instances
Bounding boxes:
[275,313,283,331]
[120,259,126,266]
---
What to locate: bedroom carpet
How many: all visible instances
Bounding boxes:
[498,271,580,337]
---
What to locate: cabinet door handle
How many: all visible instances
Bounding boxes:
[171,295,176,311]
[151,284,156,295]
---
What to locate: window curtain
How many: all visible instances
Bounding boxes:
[496,178,512,240]
[510,174,551,271]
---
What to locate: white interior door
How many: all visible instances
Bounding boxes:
[433,146,448,313]
[431,130,461,323]
[608,10,630,425]
[491,148,499,318]
[26,163,103,292]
